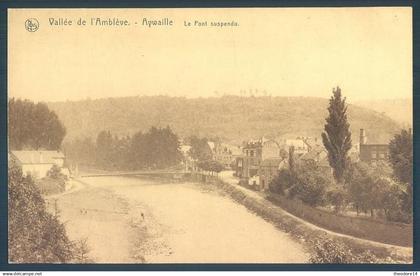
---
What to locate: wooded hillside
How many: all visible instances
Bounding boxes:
[47,96,401,144]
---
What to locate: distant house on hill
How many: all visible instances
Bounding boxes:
[10,150,66,179]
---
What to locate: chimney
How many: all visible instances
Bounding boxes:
[360,129,367,145]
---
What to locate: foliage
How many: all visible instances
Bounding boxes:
[197,159,224,174]
[345,162,388,216]
[9,98,66,150]
[321,87,352,184]
[270,161,332,207]
[63,137,96,167]
[47,164,65,180]
[64,126,183,171]
[289,163,331,206]
[8,164,74,263]
[310,237,380,263]
[380,179,411,223]
[326,186,348,213]
[95,130,115,169]
[389,129,413,185]
[188,136,213,162]
[129,126,182,170]
[288,146,295,173]
[345,161,411,222]
[269,168,294,195]
[71,238,92,263]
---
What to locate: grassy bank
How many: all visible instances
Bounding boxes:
[266,193,412,247]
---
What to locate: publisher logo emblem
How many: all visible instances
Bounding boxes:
[25,18,39,32]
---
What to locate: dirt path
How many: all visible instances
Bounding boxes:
[50,176,309,263]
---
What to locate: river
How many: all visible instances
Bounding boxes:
[53,176,309,263]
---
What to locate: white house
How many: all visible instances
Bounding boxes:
[10,150,66,179]
[282,138,310,156]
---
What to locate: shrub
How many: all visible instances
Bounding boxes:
[289,163,332,206]
[269,168,294,195]
[326,186,348,213]
[381,181,412,223]
[310,237,381,264]
[47,164,65,180]
[8,164,88,263]
[345,161,412,222]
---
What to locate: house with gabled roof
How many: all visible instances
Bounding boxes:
[10,150,66,179]
[299,145,332,173]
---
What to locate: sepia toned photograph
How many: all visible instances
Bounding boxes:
[7,7,413,264]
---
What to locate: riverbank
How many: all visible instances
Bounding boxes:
[208,173,412,263]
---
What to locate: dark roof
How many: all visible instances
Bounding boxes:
[11,151,64,164]
[303,138,322,149]
[300,145,326,161]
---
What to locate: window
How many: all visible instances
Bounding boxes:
[371,151,377,159]
[379,153,385,159]
[250,150,254,157]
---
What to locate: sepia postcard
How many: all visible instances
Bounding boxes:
[7,7,413,265]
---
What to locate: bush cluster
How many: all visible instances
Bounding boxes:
[309,237,381,264]
[269,162,333,207]
[269,159,412,223]
[8,164,89,263]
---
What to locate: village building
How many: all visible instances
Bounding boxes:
[359,129,390,163]
[280,137,310,156]
[207,141,215,154]
[299,145,332,174]
[10,150,66,179]
[213,142,242,169]
[259,157,287,191]
[180,144,197,172]
[236,138,280,186]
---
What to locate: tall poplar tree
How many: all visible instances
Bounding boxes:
[322,87,352,184]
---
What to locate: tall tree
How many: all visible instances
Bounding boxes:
[288,146,295,173]
[321,87,352,184]
[8,98,66,150]
[389,129,413,217]
[389,129,413,185]
[188,136,213,162]
[95,130,114,169]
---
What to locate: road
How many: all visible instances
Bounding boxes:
[50,175,309,263]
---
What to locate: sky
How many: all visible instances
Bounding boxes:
[8,8,412,103]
